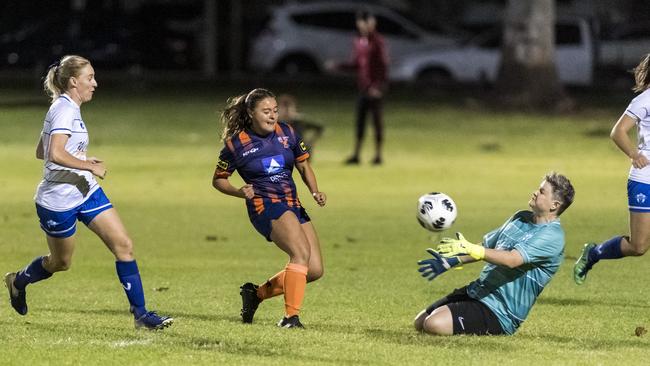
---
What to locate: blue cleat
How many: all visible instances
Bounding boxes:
[4,272,27,316]
[133,309,174,330]
[574,243,596,285]
[277,315,304,329]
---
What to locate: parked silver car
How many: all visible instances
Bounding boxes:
[391,18,594,86]
[248,1,461,76]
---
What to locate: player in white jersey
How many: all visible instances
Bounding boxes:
[574,53,650,284]
[3,55,172,330]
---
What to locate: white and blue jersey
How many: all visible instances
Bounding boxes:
[466,210,564,335]
[626,88,650,184]
[34,94,99,211]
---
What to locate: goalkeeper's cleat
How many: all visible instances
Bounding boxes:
[134,310,174,330]
[574,243,596,285]
[4,272,27,315]
[240,282,262,324]
[277,315,304,329]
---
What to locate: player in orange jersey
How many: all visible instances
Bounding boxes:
[212,88,327,328]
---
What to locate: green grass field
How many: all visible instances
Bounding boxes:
[1,83,649,365]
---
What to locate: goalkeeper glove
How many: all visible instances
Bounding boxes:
[417,249,462,281]
[437,232,485,260]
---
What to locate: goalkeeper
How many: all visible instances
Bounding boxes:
[414,172,574,335]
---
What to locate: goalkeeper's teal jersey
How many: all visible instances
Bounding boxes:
[466,210,564,335]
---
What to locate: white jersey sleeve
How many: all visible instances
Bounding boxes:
[48,105,75,136]
[625,90,650,121]
[626,90,650,184]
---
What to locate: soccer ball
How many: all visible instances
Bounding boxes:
[416,192,457,232]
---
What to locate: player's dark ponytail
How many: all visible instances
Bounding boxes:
[633,53,650,93]
[220,88,275,140]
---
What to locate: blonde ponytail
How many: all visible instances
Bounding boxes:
[43,55,90,103]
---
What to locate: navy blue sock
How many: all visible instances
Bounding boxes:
[13,256,52,290]
[588,236,624,267]
[115,260,147,318]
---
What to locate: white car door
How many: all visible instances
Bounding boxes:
[289,10,357,67]
[376,14,456,69]
[555,22,593,86]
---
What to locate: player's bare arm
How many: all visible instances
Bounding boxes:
[611,113,649,169]
[295,159,326,206]
[212,176,251,199]
[49,134,106,179]
[482,248,525,268]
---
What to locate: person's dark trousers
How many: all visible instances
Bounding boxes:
[352,94,384,162]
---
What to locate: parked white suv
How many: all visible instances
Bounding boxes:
[248,1,461,76]
[391,18,594,86]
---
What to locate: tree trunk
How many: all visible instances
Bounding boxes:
[495,0,571,111]
[202,0,217,78]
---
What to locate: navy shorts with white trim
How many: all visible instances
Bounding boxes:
[36,188,113,238]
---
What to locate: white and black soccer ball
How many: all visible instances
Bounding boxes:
[416,192,457,232]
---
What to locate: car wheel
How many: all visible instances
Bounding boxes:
[417,68,454,88]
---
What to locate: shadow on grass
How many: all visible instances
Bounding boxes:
[359,324,649,353]
[361,327,515,350]
[536,297,590,306]
[517,332,650,350]
[0,316,125,336]
[167,310,240,323]
[40,305,242,323]
[538,296,650,309]
[161,331,375,365]
[306,321,518,351]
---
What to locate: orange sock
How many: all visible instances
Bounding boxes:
[257,271,285,300]
[283,263,308,317]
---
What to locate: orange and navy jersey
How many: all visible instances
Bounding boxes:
[215,122,310,217]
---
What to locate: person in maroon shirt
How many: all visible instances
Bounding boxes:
[330,11,389,165]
